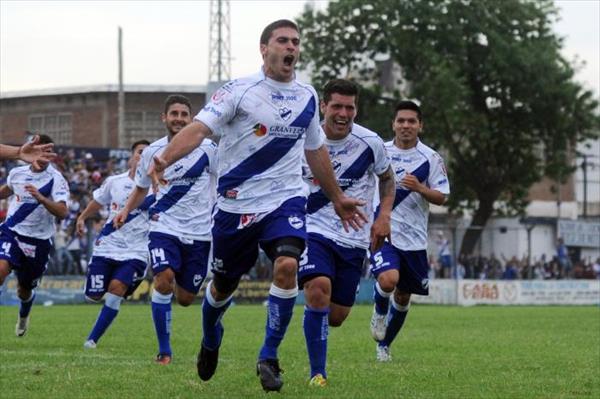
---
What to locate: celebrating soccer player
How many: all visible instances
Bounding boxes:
[369,101,450,361]
[0,135,69,337]
[77,139,151,349]
[299,79,396,386]
[147,20,367,392]
[114,95,218,365]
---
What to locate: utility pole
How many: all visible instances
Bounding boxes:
[118,26,125,148]
[582,153,588,218]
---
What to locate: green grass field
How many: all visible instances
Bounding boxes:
[1,304,599,398]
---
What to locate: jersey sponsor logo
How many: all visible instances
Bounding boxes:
[253,123,268,137]
[279,107,293,121]
[203,105,223,118]
[238,214,257,229]
[271,93,298,102]
[288,215,304,229]
[268,125,305,139]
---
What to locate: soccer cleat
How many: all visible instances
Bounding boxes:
[154,353,172,365]
[309,373,327,387]
[256,358,283,392]
[15,315,30,337]
[197,344,220,381]
[370,306,387,341]
[83,340,97,349]
[376,344,392,362]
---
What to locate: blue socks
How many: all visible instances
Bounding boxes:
[258,284,297,360]
[202,281,233,350]
[303,306,329,378]
[87,293,123,343]
[373,282,391,315]
[19,291,36,318]
[380,299,409,347]
[151,291,173,356]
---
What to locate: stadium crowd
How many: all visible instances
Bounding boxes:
[1,150,598,281]
[0,147,127,276]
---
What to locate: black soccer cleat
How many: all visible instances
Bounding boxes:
[197,344,219,381]
[256,358,284,392]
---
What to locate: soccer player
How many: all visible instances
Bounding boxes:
[113,95,217,365]
[0,134,56,168]
[147,20,367,392]
[369,101,450,362]
[0,134,69,336]
[76,139,151,349]
[300,79,396,386]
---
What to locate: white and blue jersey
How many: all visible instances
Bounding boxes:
[387,140,450,251]
[304,124,390,249]
[194,69,324,214]
[2,164,69,240]
[92,172,153,262]
[135,136,217,241]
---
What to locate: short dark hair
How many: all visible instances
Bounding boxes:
[260,19,299,45]
[163,94,192,114]
[131,139,150,152]
[36,134,54,145]
[322,79,359,104]
[394,100,422,121]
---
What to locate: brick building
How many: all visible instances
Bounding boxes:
[0,85,206,149]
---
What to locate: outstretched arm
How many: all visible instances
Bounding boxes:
[149,121,213,185]
[305,145,367,232]
[0,136,56,167]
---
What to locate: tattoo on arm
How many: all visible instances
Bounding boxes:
[378,166,396,200]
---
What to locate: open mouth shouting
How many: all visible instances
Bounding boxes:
[283,54,295,67]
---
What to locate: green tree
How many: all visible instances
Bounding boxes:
[298,0,599,255]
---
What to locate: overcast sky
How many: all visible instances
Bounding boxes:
[0,0,598,97]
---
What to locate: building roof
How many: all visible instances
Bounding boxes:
[0,84,207,99]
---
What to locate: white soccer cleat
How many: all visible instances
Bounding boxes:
[370,307,387,341]
[376,344,392,362]
[15,315,30,337]
[83,340,97,349]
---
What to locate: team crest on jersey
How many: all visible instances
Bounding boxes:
[253,123,268,137]
[238,214,257,229]
[288,215,304,229]
[331,160,342,174]
[279,107,292,121]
